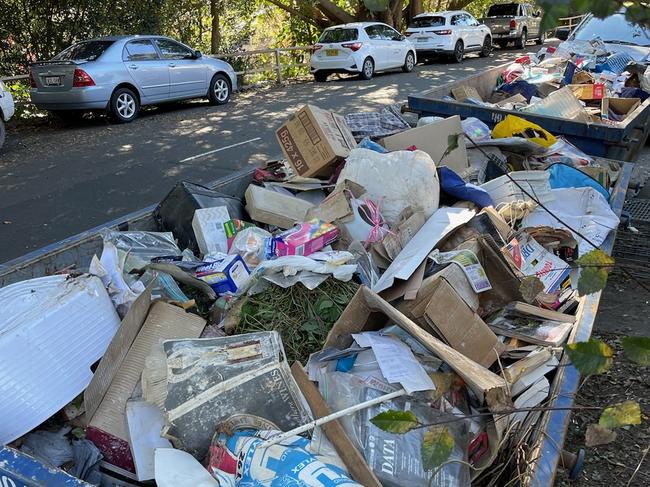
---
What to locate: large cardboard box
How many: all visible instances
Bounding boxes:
[380,116,469,174]
[276,105,356,178]
[601,97,641,121]
[568,83,605,100]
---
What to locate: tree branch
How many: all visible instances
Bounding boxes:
[262,0,329,27]
[316,0,357,24]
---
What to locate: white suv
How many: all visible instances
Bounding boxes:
[405,11,492,63]
[0,80,15,151]
[310,22,416,81]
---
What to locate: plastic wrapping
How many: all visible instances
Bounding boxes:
[227,226,272,269]
[492,115,557,148]
[460,117,491,142]
[336,148,440,226]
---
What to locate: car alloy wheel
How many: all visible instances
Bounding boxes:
[214,78,229,102]
[403,52,415,72]
[360,58,374,80]
[480,36,492,57]
[453,41,464,63]
[116,92,136,119]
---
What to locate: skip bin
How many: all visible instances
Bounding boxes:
[0,161,633,487]
[408,64,650,161]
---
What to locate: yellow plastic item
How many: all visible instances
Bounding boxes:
[492,115,557,148]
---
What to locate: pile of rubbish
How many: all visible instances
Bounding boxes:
[1,99,625,486]
[447,40,650,124]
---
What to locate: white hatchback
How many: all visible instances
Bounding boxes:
[310,22,416,81]
[405,11,492,63]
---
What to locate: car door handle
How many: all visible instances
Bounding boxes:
[128,64,138,70]
[168,63,176,68]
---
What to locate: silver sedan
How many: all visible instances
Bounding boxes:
[29,35,237,123]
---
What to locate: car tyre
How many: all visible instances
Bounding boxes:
[479,36,492,57]
[402,51,415,72]
[313,72,328,82]
[452,40,464,63]
[515,29,527,49]
[208,73,231,105]
[535,30,546,45]
[0,119,5,151]
[360,57,374,80]
[109,87,139,123]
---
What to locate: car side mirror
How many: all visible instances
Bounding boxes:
[534,11,541,17]
[194,50,202,59]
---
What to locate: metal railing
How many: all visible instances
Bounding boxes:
[557,14,587,31]
[1,46,313,86]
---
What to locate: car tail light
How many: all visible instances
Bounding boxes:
[312,44,323,53]
[342,42,363,52]
[72,68,95,87]
[510,19,517,29]
[434,30,452,35]
[29,70,37,88]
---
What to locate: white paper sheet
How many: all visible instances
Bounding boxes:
[126,400,173,481]
[372,207,475,293]
[354,332,434,394]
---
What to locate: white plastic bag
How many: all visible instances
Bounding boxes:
[337,148,440,226]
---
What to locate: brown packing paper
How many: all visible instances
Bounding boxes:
[379,260,426,303]
[422,279,505,368]
[305,180,366,223]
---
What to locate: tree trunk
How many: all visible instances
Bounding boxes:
[316,0,356,24]
[210,0,221,54]
[408,0,423,22]
[391,0,404,29]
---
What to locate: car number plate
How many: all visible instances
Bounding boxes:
[45,76,62,86]
[325,49,338,56]
[417,38,428,42]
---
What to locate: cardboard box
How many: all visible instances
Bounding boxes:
[272,219,338,256]
[568,83,605,100]
[276,105,356,178]
[451,85,483,102]
[245,184,314,229]
[421,279,505,368]
[380,116,469,174]
[194,254,251,295]
[601,97,641,121]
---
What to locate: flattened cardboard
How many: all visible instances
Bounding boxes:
[495,93,527,107]
[276,105,356,178]
[86,302,205,471]
[422,279,504,368]
[380,116,469,174]
[601,97,641,121]
[245,184,314,229]
[291,363,382,487]
[568,83,605,100]
[325,286,508,404]
[452,86,483,102]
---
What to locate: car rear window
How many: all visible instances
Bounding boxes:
[319,28,358,43]
[410,16,446,28]
[52,41,114,61]
[487,4,520,16]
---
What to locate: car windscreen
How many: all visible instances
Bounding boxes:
[52,41,115,61]
[319,28,358,43]
[410,16,446,28]
[486,4,519,16]
[572,13,650,47]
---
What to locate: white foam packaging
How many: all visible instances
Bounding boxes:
[0,274,120,444]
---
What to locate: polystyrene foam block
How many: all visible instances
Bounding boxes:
[0,274,120,444]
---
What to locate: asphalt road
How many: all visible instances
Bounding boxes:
[0,45,542,263]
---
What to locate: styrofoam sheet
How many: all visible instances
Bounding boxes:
[0,274,120,444]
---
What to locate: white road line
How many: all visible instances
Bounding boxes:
[179,137,262,163]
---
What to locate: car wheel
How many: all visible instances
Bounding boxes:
[360,57,374,80]
[479,36,492,57]
[515,29,527,49]
[109,87,139,123]
[402,51,415,72]
[208,74,231,105]
[535,31,546,45]
[313,72,328,82]
[452,40,464,63]
[0,119,5,151]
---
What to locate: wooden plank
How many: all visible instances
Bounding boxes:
[290,362,382,487]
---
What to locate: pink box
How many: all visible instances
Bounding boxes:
[273,219,338,257]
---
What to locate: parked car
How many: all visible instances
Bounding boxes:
[310,22,416,81]
[481,2,544,49]
[560,10,650,62]
[29,35,237,123]
[0,80,15,150]
[405,11,492,63]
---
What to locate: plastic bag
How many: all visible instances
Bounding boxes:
[536,137,594,168]
[336,148,440,226]
[492,115,557,148]
[461,117,491,141]
[227,226,272,269]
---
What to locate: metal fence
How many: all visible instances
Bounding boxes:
[557,14,587,31]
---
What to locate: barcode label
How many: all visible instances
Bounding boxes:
[298,111,321,145]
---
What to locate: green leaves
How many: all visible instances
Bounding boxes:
[519,276,545,303]
[621,336,650,366]
[564,339,614,375]
[575,249,615,297]
[599,401,641,429]
[422,426,455,471]
[363,0,390,12]
[370,410,419,434]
